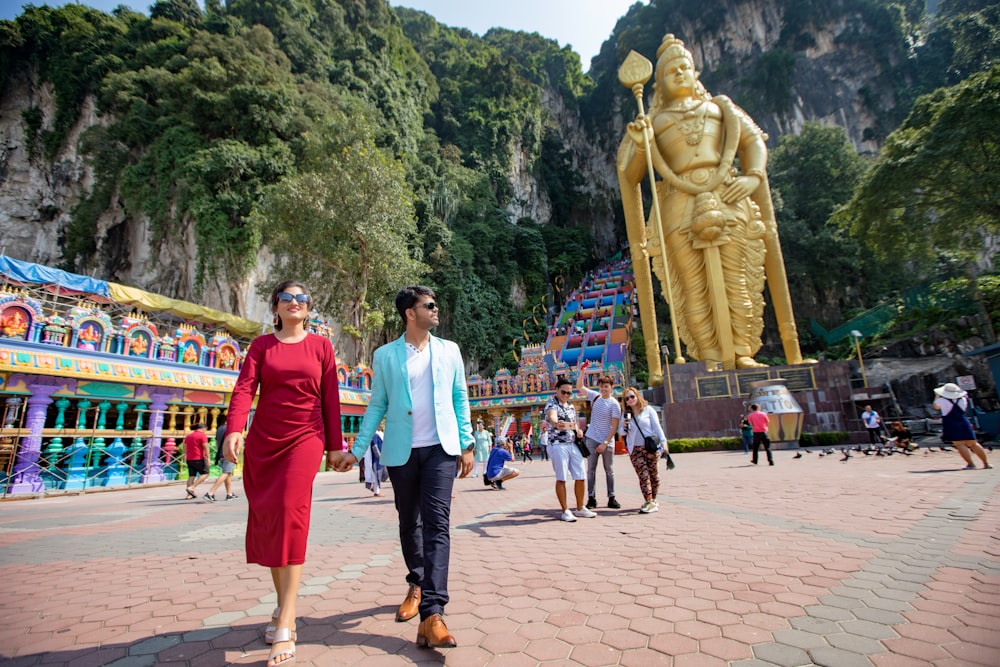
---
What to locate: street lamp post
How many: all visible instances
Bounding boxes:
[851,330,868,388]
[661,344,674,404]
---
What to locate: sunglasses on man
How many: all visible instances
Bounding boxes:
[276,292,310,304]
[414,302,438,311]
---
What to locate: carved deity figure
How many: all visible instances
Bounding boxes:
[618,34,804,372]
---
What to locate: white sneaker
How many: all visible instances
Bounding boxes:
[645,502,659,513]
[639,501,652,513]
[559,509,577,522]
[574,507,597,518]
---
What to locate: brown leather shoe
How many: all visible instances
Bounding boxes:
[396,583,421,622]
[416,613,457,648]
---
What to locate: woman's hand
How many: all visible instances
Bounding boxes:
[223,431,244,463]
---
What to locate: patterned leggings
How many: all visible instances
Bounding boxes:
[629,447,660,502]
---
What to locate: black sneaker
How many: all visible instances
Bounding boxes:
[225,494,239,500]
[607,496,621,509]
[495,480,505,490]
[585,496,597,509]
[203,493,216,502]
[484,476,493,487]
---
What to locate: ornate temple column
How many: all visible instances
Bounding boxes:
[142,389,178,483]
[7,377,65,495]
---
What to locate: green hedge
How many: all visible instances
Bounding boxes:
[798,431,850,447]
[668,437,743,453]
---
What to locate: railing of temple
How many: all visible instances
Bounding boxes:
[0,399,221,497]
[0,397,362,499]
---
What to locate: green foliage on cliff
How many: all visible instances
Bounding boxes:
[835,65,1000,263]
[1,0,996,369]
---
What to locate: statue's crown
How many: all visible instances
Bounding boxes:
[656,33,692,64]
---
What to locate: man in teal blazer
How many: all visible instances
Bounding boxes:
[332,285,474,649]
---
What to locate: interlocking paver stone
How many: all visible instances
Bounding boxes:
[1,450,997,666]
[772,627,829,649]
[752,641,812,666]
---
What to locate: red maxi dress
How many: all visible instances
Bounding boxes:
[226,333,343,567]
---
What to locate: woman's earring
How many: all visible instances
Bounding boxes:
[273,314,280,326]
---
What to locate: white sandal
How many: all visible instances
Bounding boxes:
[267,627,296,665]
[263,606,280,643]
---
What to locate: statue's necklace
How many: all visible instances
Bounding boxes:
[672,100,707,146]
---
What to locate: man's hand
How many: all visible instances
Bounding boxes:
[596,443,608,454]
[458,449,474,478]
[223,432,243,463]
[327,451,357,472]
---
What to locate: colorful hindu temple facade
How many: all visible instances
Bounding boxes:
[0,256,372,498]
[468,259,634,442]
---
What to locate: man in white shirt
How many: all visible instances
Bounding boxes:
[332,286,474,649]
[861,405,882,446]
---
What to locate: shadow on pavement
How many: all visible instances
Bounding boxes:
[1,605,448,666]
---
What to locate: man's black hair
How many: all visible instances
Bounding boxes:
[395,285,436,325]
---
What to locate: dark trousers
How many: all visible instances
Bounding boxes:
[751,432,773,464]
[386,444,457,620]
[866,428,882,445]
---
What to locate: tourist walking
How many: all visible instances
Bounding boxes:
[223,280,343,667]
[204,416,237,501]
[539,427,549,461]
[932,383,992,470]
[544,377,597,522]
[473,422,491,478]
[621,387,665,513]
[330,286,474,649]
[747,403,773,466]
[521,435,533,463]
[577,368,622,509]
[183,423,210,499]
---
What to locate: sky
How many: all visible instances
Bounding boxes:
[1,0,642,67]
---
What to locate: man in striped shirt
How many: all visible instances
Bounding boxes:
[577,368,622,509]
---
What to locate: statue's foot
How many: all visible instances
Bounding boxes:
[736,356,768,369]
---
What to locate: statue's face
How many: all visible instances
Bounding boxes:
[660,58,696,98]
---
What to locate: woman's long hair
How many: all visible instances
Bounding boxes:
[269,280,310,332]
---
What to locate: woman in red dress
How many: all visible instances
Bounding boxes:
[224,280,343,666]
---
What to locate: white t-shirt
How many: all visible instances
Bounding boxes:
[933,395,968,416]
[407,342,439,447]
[862,410,880,429]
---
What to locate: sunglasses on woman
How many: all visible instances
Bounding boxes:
[276,292,310,304]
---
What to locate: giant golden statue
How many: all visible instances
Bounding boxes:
[617,34,805,383]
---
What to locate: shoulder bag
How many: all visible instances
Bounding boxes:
[632,411,661,455]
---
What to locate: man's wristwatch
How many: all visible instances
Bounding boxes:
[465,444,475,453]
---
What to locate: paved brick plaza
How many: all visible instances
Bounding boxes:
[1,448,998,666]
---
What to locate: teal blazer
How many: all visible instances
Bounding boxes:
[352,334,475,467]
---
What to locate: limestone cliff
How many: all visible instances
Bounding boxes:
[0,0,939,326]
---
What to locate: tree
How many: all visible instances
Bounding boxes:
[255,136,428,364]
[835,66,1000,264]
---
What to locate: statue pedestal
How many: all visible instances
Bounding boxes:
[653,360,853,445]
